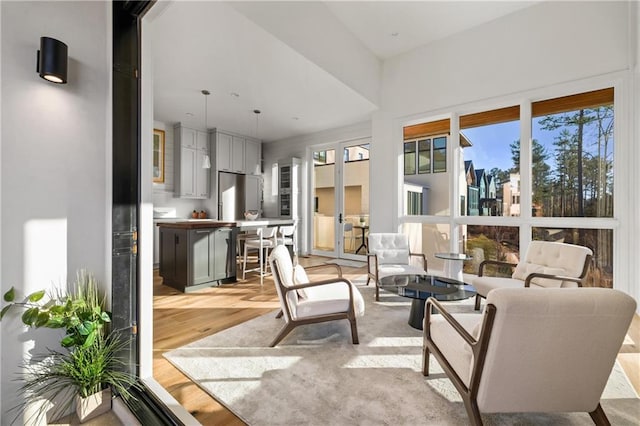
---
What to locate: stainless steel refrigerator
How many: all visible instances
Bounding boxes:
[218,172,246,221]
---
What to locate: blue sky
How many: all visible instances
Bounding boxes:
[458,111,614,179]
[461,120,565,173]
[461,121,521,172]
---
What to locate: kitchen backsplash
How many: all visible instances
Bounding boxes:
[152,191,209,219]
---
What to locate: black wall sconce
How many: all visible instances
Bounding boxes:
[37,37,68,84]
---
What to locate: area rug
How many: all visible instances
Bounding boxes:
[324,258,367,268]
[164,283,639,425]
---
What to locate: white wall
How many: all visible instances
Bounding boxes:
[229,2,381,106]
[0,1,110,421]
[632,0,640,307]
[381,1,630,116]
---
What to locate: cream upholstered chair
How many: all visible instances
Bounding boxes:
[472,241,592,310]
[268,245,365,347]
[366,233,427,301]
[423,287,636,425]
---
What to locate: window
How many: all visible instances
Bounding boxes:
[418,139,431,174]
[432,136,447,173]
[314,151,327,164]
[459,105,520,217]
[533,227,612,287]
[462,225,520,275]
[401,222,451,269]
[404,141,416,175]
[399,86,617,297]
[532,88,614,218]
[406,191,422,215]
[403,119,451,216]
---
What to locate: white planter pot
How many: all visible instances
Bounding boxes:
[75,388,112,423]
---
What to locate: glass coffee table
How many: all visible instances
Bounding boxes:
[435,252,473,282]
[378,274,476,330]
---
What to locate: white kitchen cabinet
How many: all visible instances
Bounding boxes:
[231,136,245,173]
[215,132,233,172]
[245,174,263,212]
[213,130,261,175]
[195,150,210,198]
[174,123,210,199]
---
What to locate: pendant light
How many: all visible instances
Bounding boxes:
[201,89,212,169]
[253,109,261,140]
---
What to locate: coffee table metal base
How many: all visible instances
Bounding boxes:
[378,274,476,331]
[408,299,427,330]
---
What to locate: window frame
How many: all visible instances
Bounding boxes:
[396,76,628,296]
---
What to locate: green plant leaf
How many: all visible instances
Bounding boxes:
[1,304,12,319]
[79,320,96,335]
[35,311,50,327]
[49,305,65,315]
[46,318,65,328]
[82,330,96,348]
[61,335,74,347]
[27,290,46,303]
[3,287,15,302]
[22,308,40,325]
[101,312,111,322]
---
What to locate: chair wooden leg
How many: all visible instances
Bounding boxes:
[270,323,296,347]
[474,294,482,311]
[349,317,359,344]
[589,403,611,426]
[365,276,370,286]
[375,283,379,301]
[462,396,483,426]
[422,345,430,376]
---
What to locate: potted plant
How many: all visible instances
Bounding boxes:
[1,271,137,423]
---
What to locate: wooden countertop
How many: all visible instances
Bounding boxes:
[156,218,295,230]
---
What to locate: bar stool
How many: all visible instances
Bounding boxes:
[242,226,278,285]
[277,222,297,263]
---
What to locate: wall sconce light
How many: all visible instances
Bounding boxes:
[37,37,68,84]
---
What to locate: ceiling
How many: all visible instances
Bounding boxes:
[150,1,538,142]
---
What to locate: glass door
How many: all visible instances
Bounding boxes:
[311,139,370,259]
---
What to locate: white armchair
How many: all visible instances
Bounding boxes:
[472,241,592,310]
[268,245,365,347]
[423,287,636,425]
[366,233,427,301]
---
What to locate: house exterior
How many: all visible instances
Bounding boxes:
[2,1,639,423]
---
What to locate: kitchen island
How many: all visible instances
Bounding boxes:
[157,218,295,292]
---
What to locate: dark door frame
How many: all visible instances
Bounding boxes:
[112,1,183,424]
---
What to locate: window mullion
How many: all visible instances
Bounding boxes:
[520,101,533,251]
[450,112,460,251]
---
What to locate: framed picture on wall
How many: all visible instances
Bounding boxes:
[153,129,165,183]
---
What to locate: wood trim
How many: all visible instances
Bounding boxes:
[403,118,450,140]
[532,87,613,117]
[460,105,519,129]
[405,88,613,140]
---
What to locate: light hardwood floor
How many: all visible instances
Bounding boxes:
[153,259,640,425]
